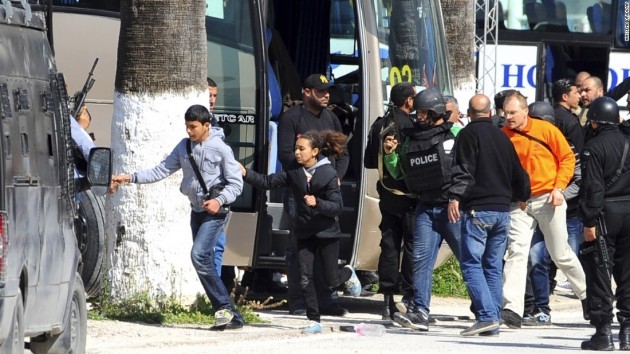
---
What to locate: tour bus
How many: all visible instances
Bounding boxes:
[476,0,630,105]
[51,0,453,274]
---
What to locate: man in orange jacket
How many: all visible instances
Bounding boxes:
[500,92,586,329]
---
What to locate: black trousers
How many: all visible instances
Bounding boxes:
[377,185,415,297]
[298,236,352,322]
[580,201,630,326]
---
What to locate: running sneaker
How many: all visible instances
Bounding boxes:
[214,309,235,327]
[344,265,362,297]
[302,321,323,334]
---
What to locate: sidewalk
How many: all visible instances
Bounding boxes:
[87,293,598,353]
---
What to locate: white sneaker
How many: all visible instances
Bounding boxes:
[554,281,574,294]
[344,265,362,297]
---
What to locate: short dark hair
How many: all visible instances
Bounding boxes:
[494,89,518,110]
[185,104,212,124]
[390,82,415,107]
[207,77,217,87]
[551,78,576,104]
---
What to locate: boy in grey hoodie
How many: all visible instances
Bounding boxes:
[111,104,244,330]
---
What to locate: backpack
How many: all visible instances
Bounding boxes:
[364,108,394,169]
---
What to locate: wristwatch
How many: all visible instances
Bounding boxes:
[555,188,564,194]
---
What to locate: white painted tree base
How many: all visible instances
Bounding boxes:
[106,90,210,304]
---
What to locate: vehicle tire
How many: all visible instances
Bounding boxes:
[30,274,87,354]
[76,189,106,297]
[0,289,24,354]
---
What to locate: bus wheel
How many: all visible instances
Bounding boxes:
[0,289,24,353]
[76,189,106,297]
[30,274,87,354]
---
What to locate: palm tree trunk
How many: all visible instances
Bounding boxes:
[107,0,208,301]
[441,0,475,102]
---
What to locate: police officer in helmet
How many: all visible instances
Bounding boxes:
[579,96,630,351]
[384,88,462,331]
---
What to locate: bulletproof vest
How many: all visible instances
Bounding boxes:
[401,129,454,194]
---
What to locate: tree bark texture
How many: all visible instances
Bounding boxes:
[440,0,476,98]
[116,0,207,94]
[108,0,209,302]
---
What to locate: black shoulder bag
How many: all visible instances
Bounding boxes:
[186,139,230,216]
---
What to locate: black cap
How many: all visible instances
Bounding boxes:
[528,101,555,123]
[303,74,333,90]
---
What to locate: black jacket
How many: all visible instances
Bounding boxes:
[579,125,630,227]
[364,107,417,210]
[277,105,349,179]
[553,105,584,217]
[448,118,531,211]
[244,161,342,239]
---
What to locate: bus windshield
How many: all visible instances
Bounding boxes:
[376,0,452,100]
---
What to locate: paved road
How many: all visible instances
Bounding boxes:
[86,293,600,353]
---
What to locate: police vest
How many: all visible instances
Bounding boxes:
[401,130,454,194]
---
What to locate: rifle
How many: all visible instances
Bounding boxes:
[580,213,611,279]
[70,58,99,117]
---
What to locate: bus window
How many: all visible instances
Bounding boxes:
[206,0,257,210]
[477,1,629,102]
[615,0,630,48]
[497,0,613,34]
[376,0,452,101]
[53,0,120,12]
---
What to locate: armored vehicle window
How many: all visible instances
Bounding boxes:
[20,133,29,155]
[0,84,11,118]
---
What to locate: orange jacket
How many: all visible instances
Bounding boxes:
[502,118,575,196]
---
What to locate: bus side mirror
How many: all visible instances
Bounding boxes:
[87,147,112,196]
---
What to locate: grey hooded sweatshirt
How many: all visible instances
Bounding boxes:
[132,127,243,213]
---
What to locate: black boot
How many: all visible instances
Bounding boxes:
[382,294,394,320]
[620,322,630,350]
[582,323,614,351]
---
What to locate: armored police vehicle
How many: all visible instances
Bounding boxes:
[0,1,111,353]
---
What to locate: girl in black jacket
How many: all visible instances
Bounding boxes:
[240,130,361,334]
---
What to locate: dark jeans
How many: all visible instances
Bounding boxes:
[190,210,243,323]
[297,236,352,322]
[412,202,461,313]
[460,211,510,322]
[377,190,415,296]
[581,202,630,326]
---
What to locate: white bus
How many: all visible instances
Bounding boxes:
[51,0,453,273]
[477,0,630,105]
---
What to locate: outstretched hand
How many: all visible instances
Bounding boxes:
[109,174,131,194]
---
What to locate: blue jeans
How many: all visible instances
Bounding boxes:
[461,211,510,322]
[190,210,243,322]
[412,203,461,313]
[528,216,583,314]
[214,232,226,276]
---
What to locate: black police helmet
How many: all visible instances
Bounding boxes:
[528,101,555,123]
[413,88,446,115]
[587,96,620,124]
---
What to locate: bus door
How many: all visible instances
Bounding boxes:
[206,0,269,267]
[536,40,610,101]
